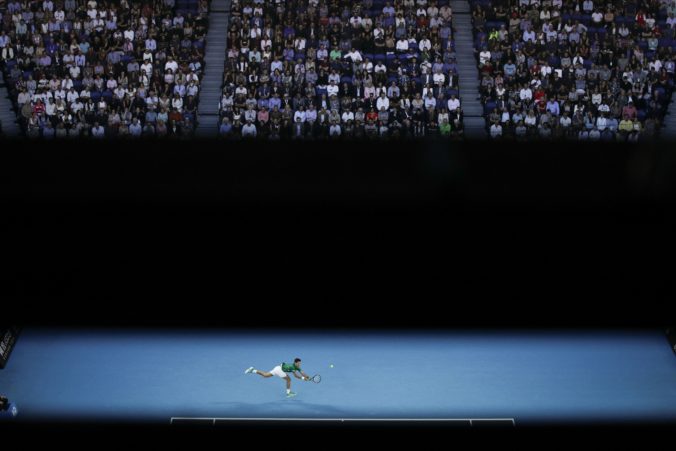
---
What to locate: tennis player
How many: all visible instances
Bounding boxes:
[245,358,310,397]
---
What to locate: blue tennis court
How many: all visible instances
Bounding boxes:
[1,329,675,424]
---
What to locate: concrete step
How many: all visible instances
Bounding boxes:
[197,5,230,116]
[463,108,484,115]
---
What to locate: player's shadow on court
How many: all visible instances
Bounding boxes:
[209,400,352,417]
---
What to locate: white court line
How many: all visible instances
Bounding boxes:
[170,417,516,425]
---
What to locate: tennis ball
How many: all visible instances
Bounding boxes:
[330,364,334,368]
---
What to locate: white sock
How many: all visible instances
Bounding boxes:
[252,369,257,374]
[286,388,290,394]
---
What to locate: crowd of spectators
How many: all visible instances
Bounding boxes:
[218,0,465,139]
[471,0,676,141]
[0,0,209,138]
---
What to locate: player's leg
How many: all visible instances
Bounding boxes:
[285,375,296,397]
[245,366,273,377]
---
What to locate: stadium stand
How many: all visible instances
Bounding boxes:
[218,0,465,139]
[470,0,676,140]
[1,0,674,140]
[0,0,209,138]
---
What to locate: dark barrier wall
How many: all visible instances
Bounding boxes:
[0,327,21,369]
[667,328,676,356]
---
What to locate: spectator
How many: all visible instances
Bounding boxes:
[242,119,257,138]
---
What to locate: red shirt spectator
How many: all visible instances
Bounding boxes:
[257,108,269,124]
[168,109,184,125]
[33,101,45,115]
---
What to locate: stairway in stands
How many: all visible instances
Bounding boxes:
[0,71,20,137]
[662,92,676,141]
[451,0,485,139]
[195,0,230,138]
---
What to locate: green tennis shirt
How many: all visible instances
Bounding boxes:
[281,362,301,373]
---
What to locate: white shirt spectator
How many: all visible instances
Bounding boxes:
[327,83,339,97]
[377,96,390,111]
[540,64,552,77]
[345,49,363,63]
[447,97,460,112]
[186,83,199,97]
[242,122,257,137]
[17,91,32,105]
[62,53,75,67]
[596,116,608,130]
[341,110,354,122]
[91,125,106,137]
[141,62,153,75]
[270,59,283,73]
[54,9,65,22]
[523,29,536,42]
[71,99,84,113]
[165,59,178,73]
[294,110,307,123]
[171,96,183,111]
[519,87,533,101]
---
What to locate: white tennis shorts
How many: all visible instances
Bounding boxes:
[270,365,289,379]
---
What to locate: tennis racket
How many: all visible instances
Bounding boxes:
[307,374,321,383]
